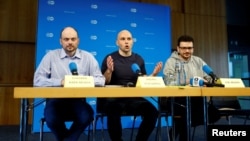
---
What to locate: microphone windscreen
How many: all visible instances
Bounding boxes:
[69,62,77,72]
[190,76,204,87]
[202,65,213,74]
[131,63,140,74]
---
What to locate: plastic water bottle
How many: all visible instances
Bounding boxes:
[175,62,180,85]
[175,62,186,86]
[164,73,176,86]
[179,62,186,86]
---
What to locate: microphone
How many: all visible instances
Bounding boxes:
[202,65,218,82]
[202,65,225,87]
[69,62,78,75]
[131,63,143,76]
[190,76,224,87]
[189,76,203,87]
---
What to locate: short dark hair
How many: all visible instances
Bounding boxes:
[177,35,194,46]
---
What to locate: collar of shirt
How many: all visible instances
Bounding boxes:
[59,48,81,59]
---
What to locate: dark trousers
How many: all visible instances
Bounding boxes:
[44,98,94,141]
[103,98,158,141]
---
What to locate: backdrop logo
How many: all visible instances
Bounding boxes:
[130,23,137,27]
[46,33,54,38]
[90,35,97,40]
[91,4,98,9]
[47,16,54,21]
[130,8,137,13]
[90,20,98,24]
[47,0,55,5]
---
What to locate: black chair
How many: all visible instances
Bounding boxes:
[161,97,216,141]
[155,110,172,141]
[191,97,221,141]
[213,96,250,125]
[192,96,250,141]
[155,97,173,141]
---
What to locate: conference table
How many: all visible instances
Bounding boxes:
[14,86,201,141]
[14,86,250,141]
[201,87,250,96]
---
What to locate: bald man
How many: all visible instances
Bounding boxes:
[100,29,162,141]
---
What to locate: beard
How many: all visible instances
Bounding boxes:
[64,46,77,56]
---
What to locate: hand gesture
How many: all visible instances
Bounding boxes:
[152,62,163,76]
[106,56,114,72]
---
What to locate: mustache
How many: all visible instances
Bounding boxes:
[66,45,74,48]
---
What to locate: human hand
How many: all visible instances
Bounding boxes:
[61,79,65,86]
[106,56,114,72]
[152,61,163,76]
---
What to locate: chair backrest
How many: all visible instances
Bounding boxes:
[213,78,246,109]
[237,96,250,110]
[235,80,250,110]
[212,96,241,109]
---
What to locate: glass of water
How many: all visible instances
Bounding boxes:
[164,73,177,86]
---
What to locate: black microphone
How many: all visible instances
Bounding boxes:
[69,62,78,75]
[131,63,143,76]
[202,65,218,82]
[202,65,225,87]
[190,77,224,87]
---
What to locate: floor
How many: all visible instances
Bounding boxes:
[0,116,248,141]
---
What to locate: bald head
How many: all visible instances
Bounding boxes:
[117,30,132,40]
[60,26,79,38]
[116,29,134,56]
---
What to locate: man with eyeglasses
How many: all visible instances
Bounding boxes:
[162,35,214,141]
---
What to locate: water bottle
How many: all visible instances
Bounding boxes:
[175,62,186,86]
[175,62,180,85]
[179,62,186,86]
[164,73,176,86]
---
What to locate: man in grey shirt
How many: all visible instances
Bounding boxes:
[162,35,212,141]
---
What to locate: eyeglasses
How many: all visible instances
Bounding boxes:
[178,46,193,50]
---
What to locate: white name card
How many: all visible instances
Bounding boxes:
[135,76,165,88]
[219,78,245,88]
[64,75,95,88]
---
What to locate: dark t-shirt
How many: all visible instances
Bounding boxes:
[101,51,146,86]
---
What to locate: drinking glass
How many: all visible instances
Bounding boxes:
[164,73,177,86]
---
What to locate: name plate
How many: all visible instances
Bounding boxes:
[64,75,94,88]
[219,78,245,88]
[136,76,165,88]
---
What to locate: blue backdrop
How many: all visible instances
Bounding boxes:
[32,0,171,133]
